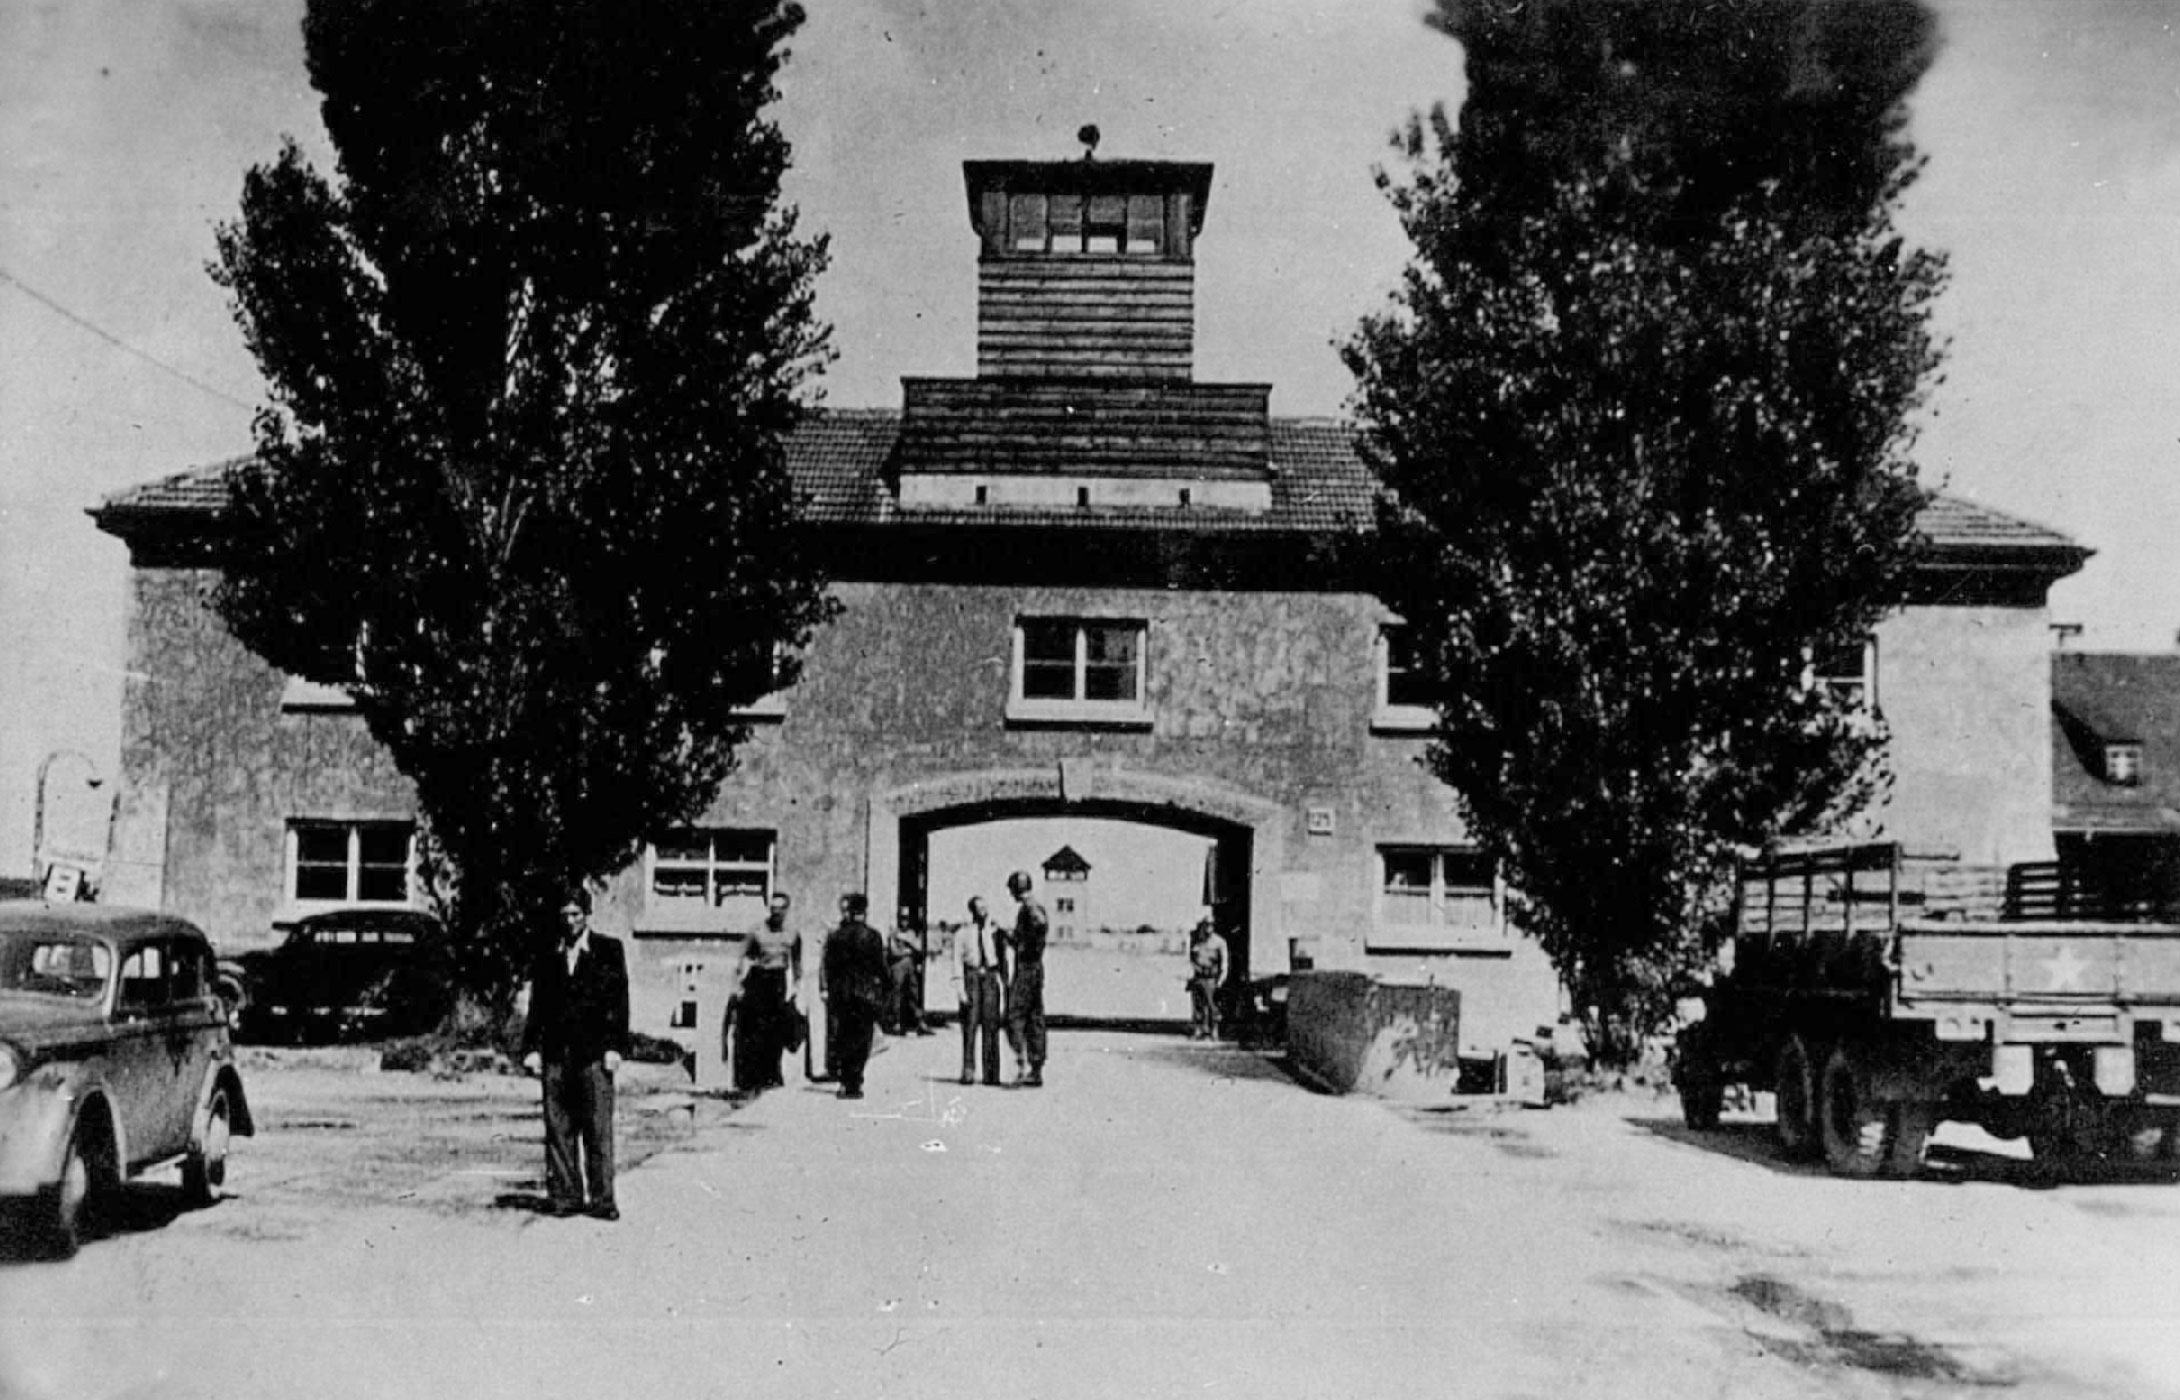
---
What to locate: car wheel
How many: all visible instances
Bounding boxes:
[183,1085,233,1205]
[44,1119,111,1259]
[1773,1035,1821,1160]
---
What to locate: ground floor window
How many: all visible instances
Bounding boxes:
[1371,845,1502,949]
[288,820,415,907]
[646,828,776,932]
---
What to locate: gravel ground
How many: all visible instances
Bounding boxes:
[3,1032,2178,1400]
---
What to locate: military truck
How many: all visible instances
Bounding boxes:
[1673,841,2180,1177]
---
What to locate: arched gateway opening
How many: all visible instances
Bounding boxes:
[866,768,1285,1028]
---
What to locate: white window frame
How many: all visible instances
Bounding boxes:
[285,820,417,913]
[1368,845,1507,952]
[281,623,371,712]
[1373,624,1434,733]
[1808,636,1878,709]
[2105,743,2144,787]
[729,643,792,722]
[642,827,778,936]
[1007,617,1152,728]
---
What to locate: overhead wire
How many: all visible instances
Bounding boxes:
[0,264,258,413]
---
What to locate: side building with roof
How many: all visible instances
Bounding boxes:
[89,148,2088,1055]
[2051,651,2180,913]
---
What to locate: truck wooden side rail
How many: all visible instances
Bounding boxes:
[1674,841,2180,1177]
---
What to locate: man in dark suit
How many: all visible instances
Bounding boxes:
[820,893,889,1101]
[521,886,630,1220]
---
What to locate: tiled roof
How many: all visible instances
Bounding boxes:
[1915,493,2081,556]
[90,412,2078,558]
[895,378,1272,480]
[2052,652,2180,833]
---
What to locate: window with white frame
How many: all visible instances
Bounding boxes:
[1372,846,1502,948]
[729,642,792,720]
[1810,636,1877,708]
[1374,624,1434,731]
[288,821,415,906]
[1010,617,1149,724]
[2105,743,2144,787]
[647,828,776,928]
[281,623,370,710]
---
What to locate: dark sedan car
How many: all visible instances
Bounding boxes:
[0,903,253,1257]
[233,907,454,1044]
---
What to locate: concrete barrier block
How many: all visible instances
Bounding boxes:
[1286,971,1462,1100]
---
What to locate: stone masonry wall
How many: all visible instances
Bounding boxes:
[107,565,2059,1058]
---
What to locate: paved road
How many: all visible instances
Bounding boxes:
[4,1030,2178,1400]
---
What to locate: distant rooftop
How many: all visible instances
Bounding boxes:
[2053,652,2180,834]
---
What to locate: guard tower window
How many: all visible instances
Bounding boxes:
[1084,195,1127,253]
[1010,194,1048,251]
[1006,192,1166,255]
[1126,195,1164,254]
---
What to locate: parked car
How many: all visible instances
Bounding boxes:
[233,907,454,1044]
[0,902,254,1257]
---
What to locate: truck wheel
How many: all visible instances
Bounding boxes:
[1673,1025,1724,1131]
[1886,1102,1935,1178]
[1820,1043,1894,1179]
[2102,1110,2177,1165]
[1773,1036,1821,1160]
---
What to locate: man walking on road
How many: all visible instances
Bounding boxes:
[952,896,1007,1086]
[1002,869,1048,1088]
[521,886,629,1220]
[822,893,890,1101]
[727,891,802,1093]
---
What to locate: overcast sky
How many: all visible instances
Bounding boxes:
[4,0,2179,875]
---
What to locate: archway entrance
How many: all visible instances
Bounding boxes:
[900,801,1253,1027]
[865,767,1285,1031]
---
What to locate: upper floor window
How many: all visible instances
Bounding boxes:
[647,828,776,930]
[1371,845,1504,950]
[282,623,370,711]
[2105,743,2144,787]
[1810,636,1878,708]
[727,642,792,721]
[288,820,415,907]
[1006,193,1166,256]
[1373,625,1434,733]
[1008,617,1151,728]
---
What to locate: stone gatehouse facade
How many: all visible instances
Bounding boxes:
[91,149,2086,1057]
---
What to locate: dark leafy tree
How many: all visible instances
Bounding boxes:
[210,0,834,1007]
[1344,0,1946,1061]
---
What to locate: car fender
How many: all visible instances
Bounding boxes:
[0,1080,124,1197]
[192,1063,255,1140]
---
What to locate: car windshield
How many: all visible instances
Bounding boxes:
[0,932,114,1001]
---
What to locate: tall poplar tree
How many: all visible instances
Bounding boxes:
[1344,0,1947,1059]
[211,0,834,1003]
